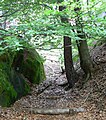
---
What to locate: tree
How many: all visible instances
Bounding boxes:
[74,2,93,81]
[59,6,78,88]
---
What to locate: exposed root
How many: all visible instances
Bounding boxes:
[26,108,85,115]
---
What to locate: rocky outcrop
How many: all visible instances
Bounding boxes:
[0,47,45,107]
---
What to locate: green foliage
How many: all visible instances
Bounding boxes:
[0,30,24,57]
[0,1,105,45]
[0,0,106,64]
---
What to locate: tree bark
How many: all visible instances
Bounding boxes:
[75,1,93,80]
[76,39,93,79]
[64,36,77,87]
[59,6,78,88]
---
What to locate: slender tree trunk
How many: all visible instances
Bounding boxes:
[59,6,78,88]
[76,39,93,79]
[75,1,93,80]
[64,36,77,87]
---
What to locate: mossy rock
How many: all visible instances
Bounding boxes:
[0,63,17,107]
[9,69,30,98]
[0,47,45,107]
[13,48,46,84]
[0,62,30,107]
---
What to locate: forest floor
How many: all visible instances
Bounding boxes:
[0,43,106,120]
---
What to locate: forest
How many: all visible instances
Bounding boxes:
[0,0,106,119]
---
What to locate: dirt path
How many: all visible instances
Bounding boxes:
[0,45,106,120]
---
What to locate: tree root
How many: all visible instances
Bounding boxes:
[82,73,91,85]
[27,107,85,115]
[78,73,91,89]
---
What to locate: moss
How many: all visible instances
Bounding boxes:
[0,63,17,107]
[22,58,45,84]
[0,46,46,107]
[9,69,30,99]
[0,54,8,62]
[13,48,46,84]
[0,62,30,107]
[22,49,46,84]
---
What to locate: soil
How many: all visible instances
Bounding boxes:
[0,43,106,120]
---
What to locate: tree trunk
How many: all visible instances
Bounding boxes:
[59,6,78,88]
[64,36,77,87]
[76,39,93,80]
[75,1,93,80]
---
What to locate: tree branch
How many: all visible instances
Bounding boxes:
[0,1,52,18]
